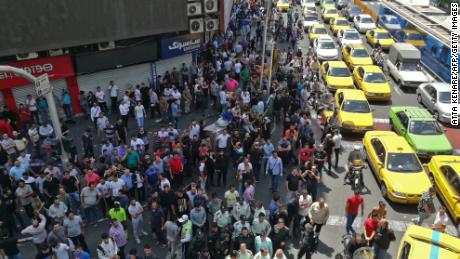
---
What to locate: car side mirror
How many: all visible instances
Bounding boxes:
[400,128,406,134]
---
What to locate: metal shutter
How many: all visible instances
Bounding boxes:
[77,63,152,102]
[12,79,67,118]
[0,91,4,108]
[155,54,192,78]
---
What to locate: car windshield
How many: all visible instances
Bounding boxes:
[319,41,335,49]
[326,9,338,14]
[336,20,348,26]
[387,153,422,172]
[351,49,369,57]
[439,91,451,103]
[409,120,443,135]
[375,32,391,39]
[341,100,370,113]
[364,72,386,83]
[388,18,399,24]
[344,32,360,39]
[305,16,318,21]
[306,7,316,12]
[313,28,327,34]
[407,33,423,40]
[329,67,350,77]
[324,0,335,4]
[281,0,289,3]
[399,63,422,71]
[361,17,373,23]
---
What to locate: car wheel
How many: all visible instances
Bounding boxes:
[434,111,440,121]
[380,182,388,199]
[417,94,422,104]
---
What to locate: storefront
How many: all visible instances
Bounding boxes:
[74,40,158,104]
[0,55,79,114]
[155,33,204,83]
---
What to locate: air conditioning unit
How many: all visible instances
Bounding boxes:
[187,2,203,16]
[48,49,64,56]
[204,0,218,13]
[16,52,39,61]
[205,18,219,31]
[189,18,204,33]
[98,41,115,51]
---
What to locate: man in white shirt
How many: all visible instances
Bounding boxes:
[96,112,109,135]
[432,206,449,232]
[171,87,182,105]
[219,88,228,113]
[216,130,231,152]
[234,61,242,78]
[108,80,119,113]
[90,103,102,129]
[189,120,200,139]
[95,86,108,113]
[109,174,126,198]
[134,102,146,129]
[25,94,40,124]
[39,123,54,138]
[130,136,145,151]
[237,157,253,193]
[119,101,130,128]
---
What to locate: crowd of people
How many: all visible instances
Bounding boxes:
[0,1,452,259]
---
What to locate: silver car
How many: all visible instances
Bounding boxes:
[416,82,452,123]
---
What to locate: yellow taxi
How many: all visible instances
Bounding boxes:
[342,44,373,69]
[276,0,290,12]
[427,155,460,223]
[363,131,432,204]
[321,61,354,91]
[396,225,460,259]
[395,29,426,48]
[329,17,351,35]
[365,28,395,49]
[334,89,374,132]
[353,65,391,101]
[321,7,339,23]
[320,0,336,9]
[308,24,328,41]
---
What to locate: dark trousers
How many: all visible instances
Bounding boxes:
[99,101,108,113]
[121,115,129,128]
[111,97,118,113]
[172,173,183,189]
[70,234,89,253]
[312,223,323,234]
[326,152,333,173]
[152,227,166,244]
[253,163,261,181]
[216,169,227,186]
[334,148,340,168]
[31,110,40,124]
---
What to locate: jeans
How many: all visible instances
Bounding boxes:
[374,244,387,259]
[334,148,340,168]
[83,205,98,224]
[68,192,80,211]
[416,211,428,226]
[271,174,280,192]
[346,213,357,235]
[136,117,144,128]
[63,104,73,120]
[8,254,23,259]
[316,163,324,177]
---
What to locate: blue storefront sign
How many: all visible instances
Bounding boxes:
[160,33,203,59]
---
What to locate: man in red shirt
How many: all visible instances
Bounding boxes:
[83,169,100,186]
[363,213,380,246]
[168,152,183,189]
[345,190,364,235]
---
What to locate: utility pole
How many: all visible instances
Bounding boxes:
[0,66,68,164]
[267,39,275,94]
[259,0,272,88]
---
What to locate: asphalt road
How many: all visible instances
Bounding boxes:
[16,2,459,259]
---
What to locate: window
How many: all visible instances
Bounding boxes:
[324,63,330,72]
[450,176,460,196]
[399,242,411,259]
[438,92,451,104]
[345,46,351,54]
[441,166,455,182]
[371,138,385,163]
[338,92,344,105]
[396,111,409,129]
[369,31,374,37]
[358,68,365,78]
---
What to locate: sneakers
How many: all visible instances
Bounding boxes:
[141,231,148,236]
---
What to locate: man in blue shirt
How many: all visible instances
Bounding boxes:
[71,245,90,259]
[9,160,27,181]
[266,151,283,192]
[121,169,134,197]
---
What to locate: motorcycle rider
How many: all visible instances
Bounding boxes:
[344,145,366,185]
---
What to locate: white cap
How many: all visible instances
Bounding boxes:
[353,145,360,150]
[178,215,189,223]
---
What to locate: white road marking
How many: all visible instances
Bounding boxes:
[373,118,390,124]
[326,215,459,236]
[393,85,402,96]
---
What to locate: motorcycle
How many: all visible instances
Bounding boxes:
[350,164,364,193]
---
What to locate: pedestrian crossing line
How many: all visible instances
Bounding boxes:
[325,215,459,236]
[373,118,390,124]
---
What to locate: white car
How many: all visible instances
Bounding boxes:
[416,82,452,123]
[314,36,339,61]
[338,28,363,47]
[303,15,320,30]
[377,15,402,31]
[353,14,376,33]
[303,6,317,16]
[301,0,316,8]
